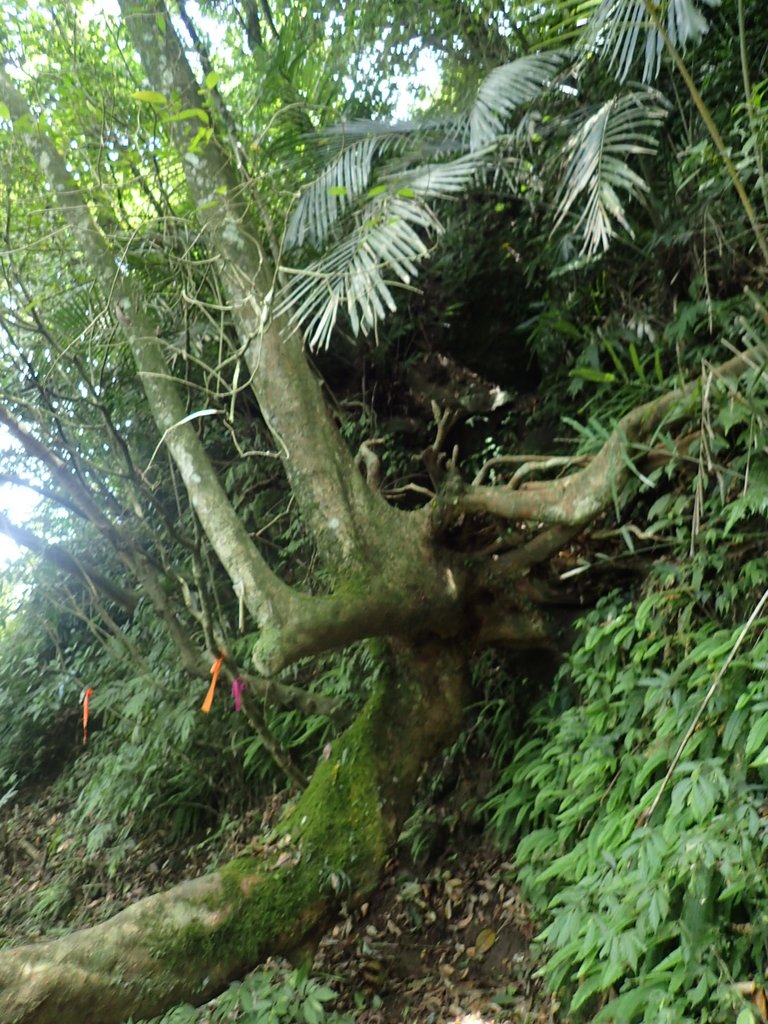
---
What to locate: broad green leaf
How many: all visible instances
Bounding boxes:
[745,713,768,758]
[131,90,167,106]
[736,1008,757,1024]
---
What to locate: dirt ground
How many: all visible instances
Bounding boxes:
[313,842,558,1024]
[0,782,558,1023]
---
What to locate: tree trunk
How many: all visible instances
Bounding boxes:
[0,642,466,1024]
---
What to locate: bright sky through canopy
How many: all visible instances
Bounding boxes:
[0,429,38,570]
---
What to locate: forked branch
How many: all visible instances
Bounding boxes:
[441,346,763,530]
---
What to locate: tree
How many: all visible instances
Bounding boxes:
[0,0,764,1021]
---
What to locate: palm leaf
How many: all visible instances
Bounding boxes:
[278,195,440,349]
[469,52,566,151]
[278,52,570,348]
[553,89,667,253]
[584,0,715,82]
[285,135,381,250]
[284,119,466,251]
[285,52,566,254]
[382,149,492,199]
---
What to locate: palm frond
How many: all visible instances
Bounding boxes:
[585,0,715,82]
[469,52,566,151]
[284,119,467,251]
[285,136,380,251]
[279,52,571,349]
[382,149,491,200]
[553,89,667,254]
[278,195,440,350]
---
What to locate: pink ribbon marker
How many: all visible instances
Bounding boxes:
[232,678,245,713]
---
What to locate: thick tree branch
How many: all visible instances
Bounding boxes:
[0,644,466,1024]
[446,347,764,529]
[1,35,447,683]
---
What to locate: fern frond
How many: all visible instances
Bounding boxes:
[553,89,666,253]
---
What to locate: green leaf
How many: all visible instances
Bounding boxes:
[594,984,667,1022]
[570,367,617,383]
[187,126,213,153]
[164,107,209,125]
[131,90,167,107]
[302,997,322,1024]
[736,1008,757,1024]
[0,102,9,121]
[570,970,607,1012]
[204,71,221,90]
[745,713,768,758]
[628,341,645,380]
[328,185,348,196]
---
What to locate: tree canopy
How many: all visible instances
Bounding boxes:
[0,1,767,1022]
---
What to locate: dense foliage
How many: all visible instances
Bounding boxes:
[486,342,768,1021]
[0,0,767,1021]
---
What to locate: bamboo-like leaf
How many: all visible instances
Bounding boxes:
[278,196,440,349]
[469,52,566,151]
[553,90,667,253]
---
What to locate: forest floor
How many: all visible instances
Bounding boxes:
[313,842,558,1024]
[0,778,557,1023]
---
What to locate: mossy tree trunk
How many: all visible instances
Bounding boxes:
[0,643,466,1024]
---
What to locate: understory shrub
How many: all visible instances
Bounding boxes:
[485,359,768,1022]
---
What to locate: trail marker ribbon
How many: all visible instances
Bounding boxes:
[201,655,224,714]
[83,687,93,745]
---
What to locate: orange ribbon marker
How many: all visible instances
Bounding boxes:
[201,655,224,714]
[83,687,93,745]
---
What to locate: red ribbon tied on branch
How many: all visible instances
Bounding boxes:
[201,655,224,714]
[231,678,245,713]
[83,687,93,745]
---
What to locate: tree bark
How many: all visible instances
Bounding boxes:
[0,642,466,1024]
